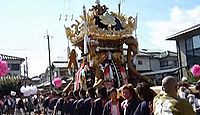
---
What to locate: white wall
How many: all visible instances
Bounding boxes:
[150,58,160,71]
[135,56,151,71]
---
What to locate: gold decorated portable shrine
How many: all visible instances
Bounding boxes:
[65,1,153,91]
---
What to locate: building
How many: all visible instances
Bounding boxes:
[36,49,178,86]
[36,61,71,89]
[52,61,71,79]
[137,50,178,71]
[167,24,200,80]
[0,54,25,76]
[135,50,178,85]
[0,54,25,95]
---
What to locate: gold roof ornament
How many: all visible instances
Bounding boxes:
[100,12,116,26]
[65,2,137,46]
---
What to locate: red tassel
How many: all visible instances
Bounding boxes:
[104,65,110,81]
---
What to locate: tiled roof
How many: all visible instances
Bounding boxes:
[141,67,179,76]
[0,54,25,61]
[140,50,177,58]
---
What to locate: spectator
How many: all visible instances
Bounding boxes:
[4,95,16,115]
[121,84,140,115]
[53,92,63,115]
[42,93,50,114]
[90,86,108,115]
[102,87,123,115]
[33,93,41,114]
[74,89,87,115]
[153,76,195,115]
[71,90,80,115]
[134,82,156,115]
[177,80,191,99]
[84,87,96,115]
[61,92,74,115]
[0,96,4,115]
[16,95,25,115]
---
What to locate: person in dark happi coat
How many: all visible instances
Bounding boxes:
[84,87,96,115]
[102,87,123,115]
[74,89,87,115]
[71,90,80,115]
[90,86,108,115]
[48,92,59,114]
[134,82,156,115]
[65,91,75,115]
[43,93,50,114]
[54,92,64,115]
[60,93,74,115]
[121,84,140,115]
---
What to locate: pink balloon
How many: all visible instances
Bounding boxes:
[0,60,9,77]
[53,77,62,88]
[191,64,200,77]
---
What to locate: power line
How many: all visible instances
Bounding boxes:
[0,48,46,51]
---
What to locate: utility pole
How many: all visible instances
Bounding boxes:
[46,31,53,91]
[26,57,28,78]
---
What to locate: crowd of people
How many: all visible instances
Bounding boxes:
[0,75,199,115]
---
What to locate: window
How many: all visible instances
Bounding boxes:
[193,35,200,49]
[186,37,193,51]
[160,60,168,67]
[138,60,143,65]
[186,35,200,67]
[173,60,177,66]
[8,64,20,71]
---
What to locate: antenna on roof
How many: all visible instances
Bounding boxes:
[118,0,125,15]
[118,0,121,15]
[95,0,100,4]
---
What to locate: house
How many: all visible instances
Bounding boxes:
[167,24,200,80]
[0,54,25,76]
[0,54,25,94]
[137,50,178,71]
[135,50,178,85]
[52,61,72,79]
[36,61,72,89]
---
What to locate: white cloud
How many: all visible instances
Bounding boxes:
[146,5,200,52]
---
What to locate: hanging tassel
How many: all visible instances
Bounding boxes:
[75,63,85,90]
[112,62,121,87]
[89,58,94,67]
[109,65,114,80]
[120,66,128,84]
[120,66,127,78]
[80,69,87,90]
[104,65,110,81]
[108,51,112,60]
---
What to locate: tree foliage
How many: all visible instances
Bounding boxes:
[0,75,23,95]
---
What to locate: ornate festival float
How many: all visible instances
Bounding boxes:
[64,1,153,91]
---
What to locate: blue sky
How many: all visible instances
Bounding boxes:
[1,0,200,77]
